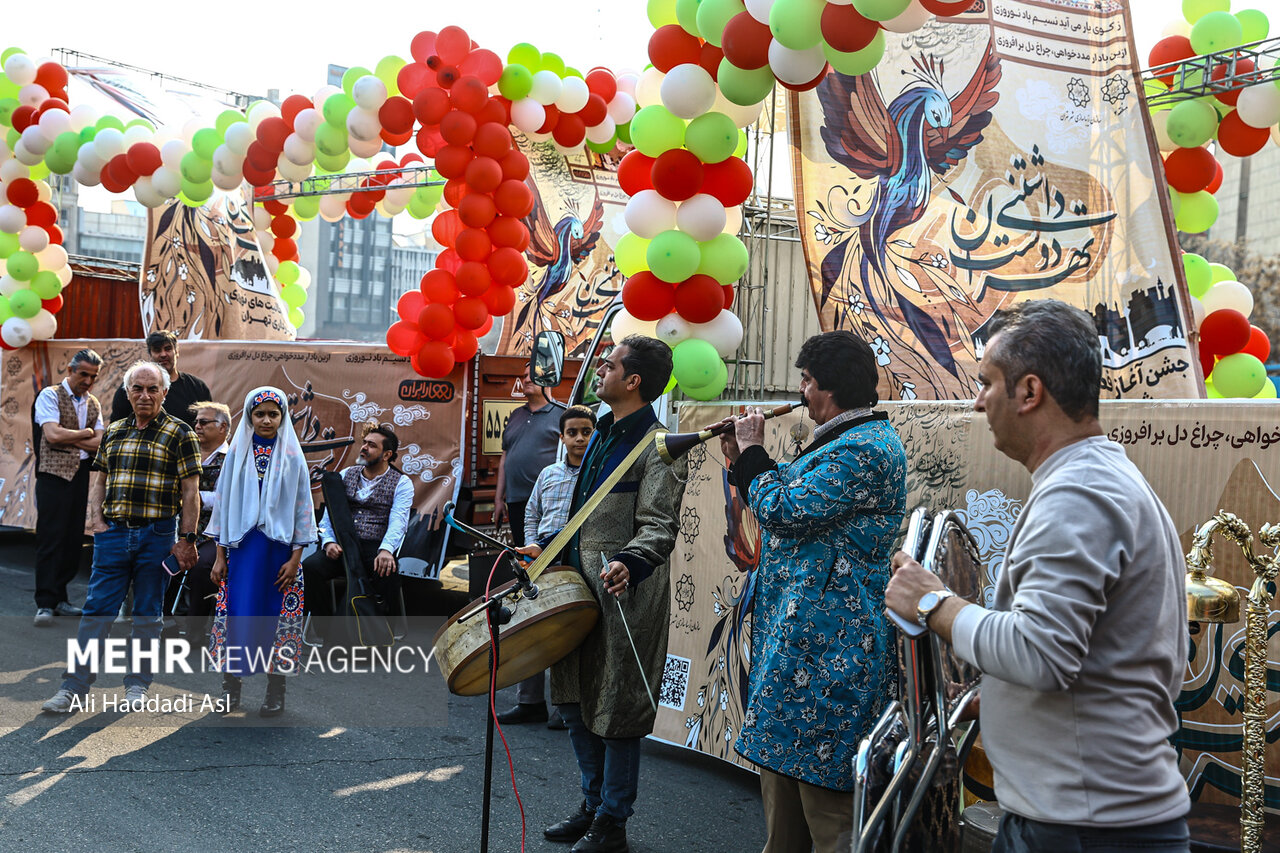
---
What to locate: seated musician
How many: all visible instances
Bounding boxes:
[717,330,907,853]
[302,424,412,640]
[887,301,1191,853]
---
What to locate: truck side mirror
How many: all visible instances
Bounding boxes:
[531,330,565,387]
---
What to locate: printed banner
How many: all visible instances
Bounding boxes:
[142,194,295,341]
[497,135,628,358]
[658,401,1278,813]
[790,0,1199,401]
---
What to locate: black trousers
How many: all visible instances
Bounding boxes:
[505,500,528,548]
[34,462,92,609]
[302,539,401,632]
[164,539,219,639]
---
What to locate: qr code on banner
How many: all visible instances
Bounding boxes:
[659,655,690,710]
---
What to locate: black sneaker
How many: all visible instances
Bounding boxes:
[544,801,595,843]
[496,702,548,724]
[570,813,628,853]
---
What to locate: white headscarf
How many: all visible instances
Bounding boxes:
[206,386,317,548]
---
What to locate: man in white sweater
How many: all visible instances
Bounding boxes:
[887,299,1190,852]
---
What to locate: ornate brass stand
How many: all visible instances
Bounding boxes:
[1185,511,1277,853]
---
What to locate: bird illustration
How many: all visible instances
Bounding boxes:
[514,179,605,334]
[816,40,1000,384]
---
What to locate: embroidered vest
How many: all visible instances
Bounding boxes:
[342,465,402,544]
[37,385,100,481]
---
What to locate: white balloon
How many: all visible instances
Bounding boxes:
[609,307,660,341]
[348,135,383,158]
[247,100,281,132]
[211,144,243,177]
[745,0,775,24]
[122,124,154,148]
[10,141,41,167]
[616,72,641,98]
[224,121,254,156]
[276,152,312,182]
[265,254,280,275]
[258,229,275,251]
[3,55,37,86]
[282,133,315,166]
[527,131,553,143]
[554,142,584,157]
[661,63,717,119]
[35,243,68,270]
[55,265,72,285]
[723,203,743,234]
[160,139,190,171]
[152,167,181,199]
[211,162,245,191]
[18,225,49,253]
[586,117,617,145]
[0,275,21,297]
[677,194,728,241]
[38,108,72,138]
[93,127,126,161]
[1236,82,1280,129]
[313,84,342,104]
[556,76,591,113]
[28,308,57,341]
[1161,19,1192,39]
[1272,122,1280,147]
[636,67,666,110]
[68,104,100,132]
[1,316,33,348]
[35,179,51,203]
[295,267,312,289]
[882,0,931,33]
[385,185,415,206]
[625,190,678,239]
[0,205,25,233]
[18,83,49,107]
[72,161,101,187]
[712,88,765,128]
[1201,280,1254,318]
[1190,296,1206,330]
[530,70,564,106]
[0,159,29,183]
[293,108,322,143]
[319,193,348,222]
[182,117,206,143]
[1151,111,1175,152]
[607,92,638,125]
[253,207,273,231]
[352,75,388,111]
[656,313,693,347]
[768,40,827,87]
[511,99,547,134]
[21,125,52,155]
[346,107,381,143]
[133,175,167,208]
[690,309,744,357]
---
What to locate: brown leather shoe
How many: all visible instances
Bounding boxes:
[496,702,548,724]
[544,801,594,843]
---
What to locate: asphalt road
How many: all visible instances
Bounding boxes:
[0,532,766,853]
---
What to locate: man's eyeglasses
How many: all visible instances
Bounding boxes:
[194,418,220,427]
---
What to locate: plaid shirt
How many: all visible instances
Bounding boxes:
[525,459,580,544]
[93,410,202,522]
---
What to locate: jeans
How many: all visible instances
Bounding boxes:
[62,517,177,694]
[992,812,1190,853]
[559,702,642,821]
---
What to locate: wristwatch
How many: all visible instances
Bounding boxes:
[183,531,199,544]
[916,589,958,628]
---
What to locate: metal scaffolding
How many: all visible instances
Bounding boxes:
[1141,35,1280,107]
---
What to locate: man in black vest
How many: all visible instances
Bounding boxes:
[32,349,105,627]
[110,330,210,428]
[302,425,413,640]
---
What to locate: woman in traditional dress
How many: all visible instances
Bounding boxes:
[206,386,315,717]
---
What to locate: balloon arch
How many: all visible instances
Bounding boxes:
[0,0,972,398]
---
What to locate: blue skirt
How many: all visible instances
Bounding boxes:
[223,528,289,676]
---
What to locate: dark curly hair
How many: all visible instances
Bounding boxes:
[794,331,879,409]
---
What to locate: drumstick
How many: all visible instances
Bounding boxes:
[603,554,658,714]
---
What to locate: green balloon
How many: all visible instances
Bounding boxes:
[824,29,887,76]
[6,251,38,282]
[699,0,746,48]
[406,196,430,220]
[616,121,632,145]
[615,232,652,276]
[648,0,680,28]
[508,43,541,68]
[0,97,16,127]
[1236,9,1270,42]
[1182,253,1211,298]
[276,260,301,286]
[1168,187,1182,218]
[630,105,687,156]
[0,294,10,324]
[43,149,75,175]
[96,115,125,132]
[587,137,616,154]
[540,53,566,77]
[323,93,355,127]
[1,47,26,64]
[0,232,17,257]
[180,151,213,184]
[30,270,62,299]
[315,149,351,173]
[684,111,739,163]
[1191,11,1243,54]
[675,0,704,38]
[1165,99,1218,148]
[315,122,349,157]
[672,338,721,388]
[682,357,728,400]
[78,127,97,145]
[717,58,775,107]
[293,195,320,221]
[1182,0,1229,25]
[376,55,406,96]
[1208,262,1236,283]
[342,66,373,96]
[280,283,307,308]
[9,288,40,319]
[417,182,444,213]
[498,64,534,101]
[216,109,246,135]
[181,177,214,203]
[52,130,81,160]
[697,233,749,284]
[6,128,18,150]
[770,0,825,50]
[1209,96,1233,118]
[563,67,582,81]
[288,307,305,329]
[734,128,748,158]
[648,230,701,283]
[851,0,910,22]
[1174,190,1218,233]
[1212,352,1267,397]
[191,128,222,160]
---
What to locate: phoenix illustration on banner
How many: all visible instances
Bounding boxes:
[515,178,605,334]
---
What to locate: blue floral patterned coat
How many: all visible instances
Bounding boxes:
[732,412,907,791]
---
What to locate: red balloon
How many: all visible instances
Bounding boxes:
[419,302,456,339]
[586,69,617,103]
[488,246,529,287]
[25,202,58,228]
[723,13,774,71]
[420,269,460,304]
[436,65,461,89]
[451,76,490,114]
[387,319,425,356]
[1242,326,1271,362]
[9,105,37,132]
[648,24,702,73]
[44,223,63,245]
[379,96,416,134]
[435,144,474,180]
[443,178,471,208]
[1207,158,1225,194]
[246,140,278,172]
[474,122,514,160]
[257,117,290,152]
[499,149,530,182]
[281,94,313,125]
[34,61,68,93]
[552,113,587,147]
[414,87,452,125]
[456,261,493,296]
[476,97,511,127]
[454,295,490,330]
[1200,308,1252,356]
[440,110,478,145]
[6,178,39,208]
[618,150,657,196]
[397,62,433,98]
[919,0,974,14]
[1163,147,1216,194]
[579,94,609,128]
[699,43,724,81]
[458,192,498,228]
[722,284,734,310]
[42,294,63,314]
[537,103,561,134]
[821,4,880,54]
[701,157,753,206]
[460,49,504,86]
[432,209,465,246]
[1211,58,1255,106]
[451,329,480,361]
[674,274,726,323]
[1199,347,1217,380]
[622,271,676,321]
[99,168,130,194]
[482,285,517,315]
[476,315,494,337]
[1217,110,1269,157]
[465,156,504,193]
[262,198,289,215]
[410,31,439,65]
[436,25,472,66]
[414,340,456,378]
[271,215,297,238]
[416,125,447,157]
[272,236,298,261]
[124,142,162,178]
[1149,36,1194,86]
[437,249,462,273]
[651,149,705,202]
[489,216,530,251]
[106,154,138,188]
[456,228,493,261]
[398,290,426,321]
[495,180,535,217]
